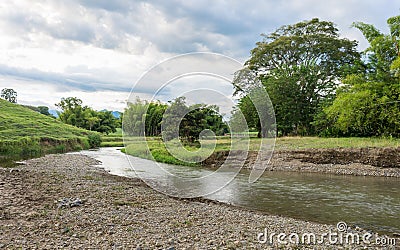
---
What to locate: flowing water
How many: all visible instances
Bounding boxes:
[72,147,400,235]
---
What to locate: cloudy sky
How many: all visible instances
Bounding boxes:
[0,0,398,112]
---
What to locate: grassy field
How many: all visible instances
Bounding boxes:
[100,128,125,147]
[101,133,400,166]
[0,99,96,161]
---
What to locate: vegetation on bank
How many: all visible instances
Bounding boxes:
[56,97,120,135]
[108,135,400,166]
[0,99,100,160]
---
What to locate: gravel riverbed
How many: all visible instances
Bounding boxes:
[0,154,398,249]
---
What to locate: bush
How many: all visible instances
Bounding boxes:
[87,133,102,148]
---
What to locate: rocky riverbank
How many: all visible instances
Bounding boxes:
[1,153,397,249]
[202,147,400,177]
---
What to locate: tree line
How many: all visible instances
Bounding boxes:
[55,97,120,135]
[123,97,228,142]
[232,15,400,137]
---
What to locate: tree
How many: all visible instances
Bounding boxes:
[145,101,167,136]
[83,108,100,131]
[92,110,118,135]
[319,15,400,137]
[124,97,227,142]
[123,98,149,136]
[38,106,51,116]
[56,97,118,134]
[56,97,86,128]
[230,95,257,132]
[162,97,189,141]
[233,18,360,136]
[168,99,227,142]
[1,88,17,103]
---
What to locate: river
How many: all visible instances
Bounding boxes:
[71,147,400,235]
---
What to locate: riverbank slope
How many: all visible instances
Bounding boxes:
[202,147,400,177]
[0,99,99,163]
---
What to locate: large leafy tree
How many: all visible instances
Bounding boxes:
[321,15,400,137]
[233,18,360,136]
[1,88,17,103]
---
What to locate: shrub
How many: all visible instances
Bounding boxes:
[87,133,102,148]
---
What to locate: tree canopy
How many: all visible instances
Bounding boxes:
[233,18,360,136]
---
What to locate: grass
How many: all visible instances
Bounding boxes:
[106,128,123,137]
[114,134,400,167]
[100,128,124,147]
[0,99,96,161]
[274,136,400,150]
[123,138,200,166]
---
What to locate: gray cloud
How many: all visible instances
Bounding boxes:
[3,0,398,54]
[0,64,132,92]
[75,0,136,13]
[3,0,397,56]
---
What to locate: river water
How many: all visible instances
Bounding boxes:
[72,147,400,235]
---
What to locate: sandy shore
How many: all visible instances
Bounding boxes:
[0,154,398,249]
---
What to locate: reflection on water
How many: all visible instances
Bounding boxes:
[74,147,400,235]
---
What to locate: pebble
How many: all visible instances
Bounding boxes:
[57,198,84,208]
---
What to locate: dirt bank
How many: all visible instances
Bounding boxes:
[202,147,400,177]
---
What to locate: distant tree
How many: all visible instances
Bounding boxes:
[92,110,118,135]
[180,104,227,142]
[124,97,227,142]
[230,95,258,134]
[162,97,228,142]
[37,106,51,116]
[123,98,149,136]
[145,101,167,136]
[23,105,40,112]
[56,97,86,128]
[1,88,17,103]
[56,97,117,134]
[83,108,100,131]
[117,112,123,128]
[162,97,189,141]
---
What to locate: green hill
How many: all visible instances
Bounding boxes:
[0,99,97,160]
